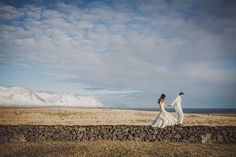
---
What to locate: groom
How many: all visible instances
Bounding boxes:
[170,92,184,125]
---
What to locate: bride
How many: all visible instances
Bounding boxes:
[151,94,177,128]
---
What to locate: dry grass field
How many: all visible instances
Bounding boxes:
[1,141,236,157]
[0,107,235,126]
[0,107,235,157]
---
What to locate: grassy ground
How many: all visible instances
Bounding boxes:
[0,141,235,157]
[1,108,235,156]
[0,108,236,126]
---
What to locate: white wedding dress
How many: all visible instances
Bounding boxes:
[151,101,177,128]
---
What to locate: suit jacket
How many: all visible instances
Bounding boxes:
[171,95,183,113]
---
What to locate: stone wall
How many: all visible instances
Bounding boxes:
[0,125,235,144]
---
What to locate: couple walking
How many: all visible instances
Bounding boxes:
[151,92,184,128]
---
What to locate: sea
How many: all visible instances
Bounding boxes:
[1,106,236,114]
[109,107,236,114]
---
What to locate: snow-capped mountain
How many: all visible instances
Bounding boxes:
[0,86,47,106]
[0,86,104,107]
[37,92,104,107]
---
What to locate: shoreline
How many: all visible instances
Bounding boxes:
[0,106,236,114]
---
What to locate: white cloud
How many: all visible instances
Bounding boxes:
[0,1,236,107]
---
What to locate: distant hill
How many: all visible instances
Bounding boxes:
[0,86,104,107]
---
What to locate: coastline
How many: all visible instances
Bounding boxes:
[0,106,236,114]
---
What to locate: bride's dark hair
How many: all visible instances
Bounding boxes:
[158,94,166,104]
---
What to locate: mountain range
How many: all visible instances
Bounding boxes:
[0,86,104,107]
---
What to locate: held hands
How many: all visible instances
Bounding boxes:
[167,104,172,107]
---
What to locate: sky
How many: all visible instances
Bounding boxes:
[0,0,236,108]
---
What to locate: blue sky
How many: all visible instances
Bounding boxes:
[0,0,236,108]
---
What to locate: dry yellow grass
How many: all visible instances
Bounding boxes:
[0,108,235,157]
[0,107,235,126]
[0,141,235,157]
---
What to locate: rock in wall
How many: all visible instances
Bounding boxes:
[0,125,235,144]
